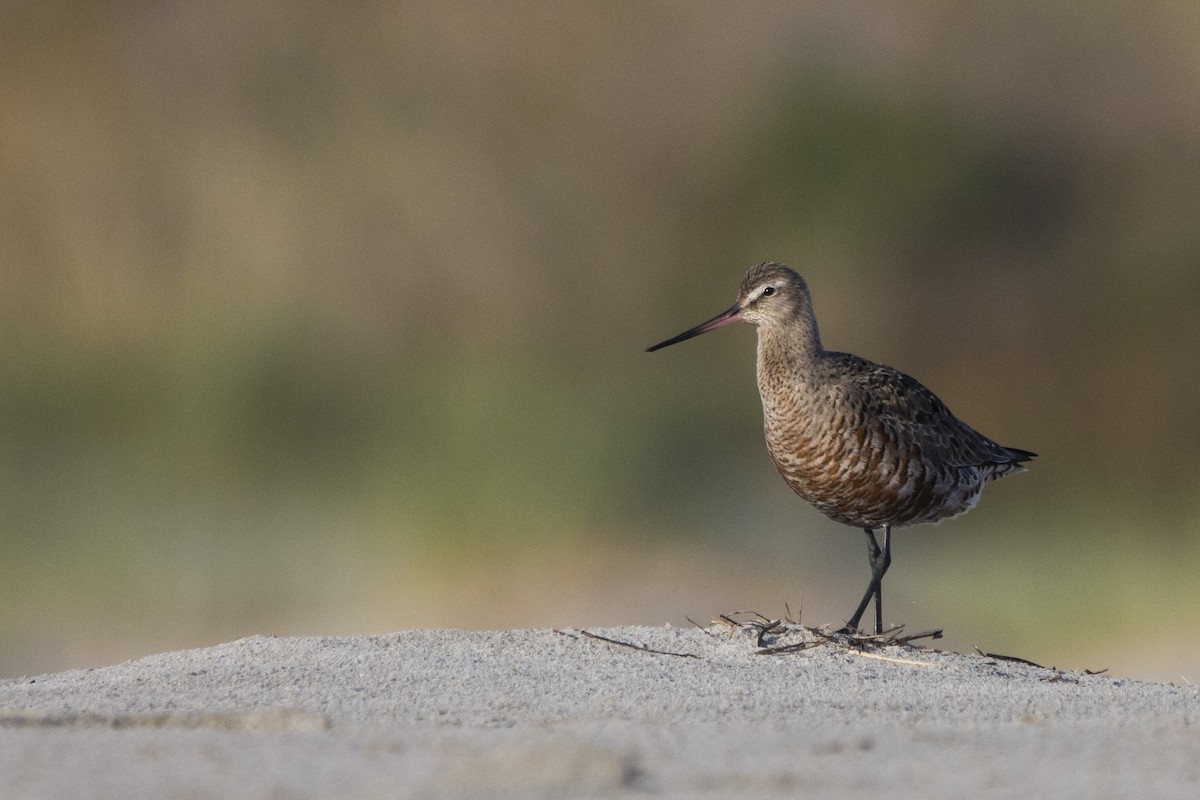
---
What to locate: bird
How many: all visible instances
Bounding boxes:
[647,262,1035,635]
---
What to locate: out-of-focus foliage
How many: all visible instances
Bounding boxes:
[2,2,1198,681]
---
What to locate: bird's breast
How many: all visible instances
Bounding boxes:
[758,384,980,529]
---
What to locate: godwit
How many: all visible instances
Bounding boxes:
[647,263,1035,635]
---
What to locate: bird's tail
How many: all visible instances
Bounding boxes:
[983,447,1037,480]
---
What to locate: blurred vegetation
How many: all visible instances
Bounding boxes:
[2,1,1198,681]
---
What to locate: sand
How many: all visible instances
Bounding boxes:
[1,624,1197,799]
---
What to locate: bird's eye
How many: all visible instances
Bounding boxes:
[762,286,775,297]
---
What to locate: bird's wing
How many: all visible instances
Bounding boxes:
[842,359,1022,470]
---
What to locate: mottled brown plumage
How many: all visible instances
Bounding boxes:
[648,262,1035,634]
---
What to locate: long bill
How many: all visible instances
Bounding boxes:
[646,303,744,352]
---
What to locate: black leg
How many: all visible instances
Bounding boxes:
[841,528,880,633]
[873,525,892,635]
[840,525,893,635]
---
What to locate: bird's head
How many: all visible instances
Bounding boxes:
[736,262,811,327]
[646,262,811,352]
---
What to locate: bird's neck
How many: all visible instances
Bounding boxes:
[755,311,827,442]
[755,309,824,382]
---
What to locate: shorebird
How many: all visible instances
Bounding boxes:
[647,263,1035,635]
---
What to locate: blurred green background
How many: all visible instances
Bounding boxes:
[2,1,1198,682]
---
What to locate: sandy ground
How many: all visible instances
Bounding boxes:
[0,623,1197,799]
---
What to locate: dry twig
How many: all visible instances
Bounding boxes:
[686,616,720,639]
[570,629,701,659]
[845,649,940,667]
[973,646,1046,670]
